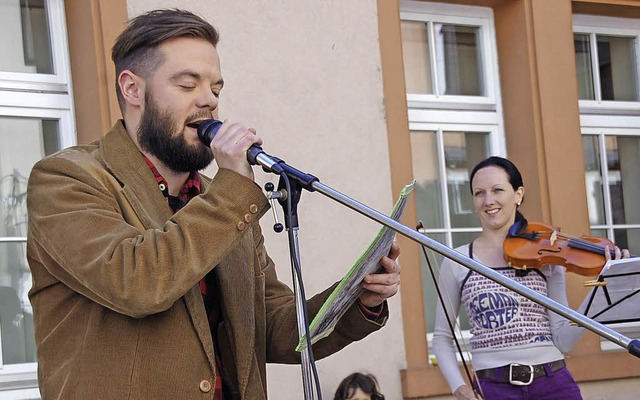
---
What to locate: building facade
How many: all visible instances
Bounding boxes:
[0,0,639,399]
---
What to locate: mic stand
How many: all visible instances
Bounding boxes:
[257,157,640,360]
[266,173,320,400]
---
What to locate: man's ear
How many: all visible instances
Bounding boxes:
[118,70,144,108]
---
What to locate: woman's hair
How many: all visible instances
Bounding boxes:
[334,372,385,400]
[111,9,220,111]
[469,156,525,222]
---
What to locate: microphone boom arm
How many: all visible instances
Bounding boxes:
[268,158,640,359]
[198,119,640,358]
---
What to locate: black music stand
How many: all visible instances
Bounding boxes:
[584,258,640,324]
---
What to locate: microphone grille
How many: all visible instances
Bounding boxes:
[197,119,223,146]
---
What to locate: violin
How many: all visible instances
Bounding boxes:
[503,220,628,277]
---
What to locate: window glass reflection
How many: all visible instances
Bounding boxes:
[420,232,445,333]
[583,135,606,225]
[597,35,638,101]
[435,24,484,96]
[444,131,488,229]
[410,130,443,229]
[421,231,477,334]
[402,21,433,95]
[0,117,58,366]
[0,0,53,74]
[401,21,485,96]
[1,118,59,239]
[574,33,595,100]
[614,229,640,255]
[0,242,36,365]
[608,136,640,225]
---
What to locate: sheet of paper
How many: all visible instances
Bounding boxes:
[297,180,415,351]
[584,257,640,324]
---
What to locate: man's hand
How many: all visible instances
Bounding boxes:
[209,120,262,180]
[358,241,401,308]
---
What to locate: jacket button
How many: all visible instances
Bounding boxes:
[199,379,212,393]
[249,204,258,213]
[237,221,246,231]
[244,213,253,223]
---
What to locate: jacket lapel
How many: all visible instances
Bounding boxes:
[101,122,173,228]
[100,122,218,370]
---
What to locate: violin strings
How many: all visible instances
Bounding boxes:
[527,230,613,257]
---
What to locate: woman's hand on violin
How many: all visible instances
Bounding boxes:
[453,384,481,400]
[605,245,630,261]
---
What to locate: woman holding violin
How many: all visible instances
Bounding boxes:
[431,156,628,400]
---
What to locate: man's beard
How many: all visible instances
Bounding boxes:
[137,91,213,173]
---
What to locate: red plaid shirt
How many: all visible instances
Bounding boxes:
[143,156,229,399]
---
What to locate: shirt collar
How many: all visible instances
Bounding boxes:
[142,155,201,206]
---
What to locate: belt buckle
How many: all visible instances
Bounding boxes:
[509,363,534,386]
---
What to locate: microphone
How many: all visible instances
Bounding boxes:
[197,119,319,191]
[197,119,284,174]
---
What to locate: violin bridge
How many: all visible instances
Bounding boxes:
[584,280,607,287]
[549,230,557,246]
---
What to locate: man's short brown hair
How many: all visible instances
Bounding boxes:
[111,9,220,112]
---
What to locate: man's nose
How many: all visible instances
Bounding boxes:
[196,89,219,110]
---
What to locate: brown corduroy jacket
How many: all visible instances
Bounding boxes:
[26,121,387,400]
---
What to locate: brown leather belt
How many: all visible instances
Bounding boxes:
[475,359,566,386]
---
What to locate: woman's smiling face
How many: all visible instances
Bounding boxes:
[471,165,524,233]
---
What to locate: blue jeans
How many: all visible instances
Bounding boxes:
[473,366,583,400]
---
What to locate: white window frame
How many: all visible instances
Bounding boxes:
[575,14,640,352]
[573,14,640,113]
[402,4,506,352]
[401,0,501,110]
[580,122,640,240]
[0,0,75,397]
[0,0,73,93]
[409,121,503,247]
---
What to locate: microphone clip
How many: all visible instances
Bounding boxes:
[264,182,285,233]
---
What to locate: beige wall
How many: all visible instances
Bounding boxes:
[124,1,406,399]
[64,0,640,398]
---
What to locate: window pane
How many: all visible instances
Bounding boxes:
[410,130,443,229]
[435,24,484,96]
[583,135,606,225]
[0,0,53,74]
[452,231,480,248]
[0,241,36,365]
[401,20,433,95]
[574,33,595,100]
[422,232,477,333]
[597,35,639,101]
[421,232,445,333]
[1,117,59,239]
[614,228,640,256]
[452,231,478,332]
[444,131,489,228]
[609,136,640,224]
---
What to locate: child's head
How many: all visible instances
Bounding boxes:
[333,372,385,400]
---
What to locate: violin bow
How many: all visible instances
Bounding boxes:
[416,222,484,400]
